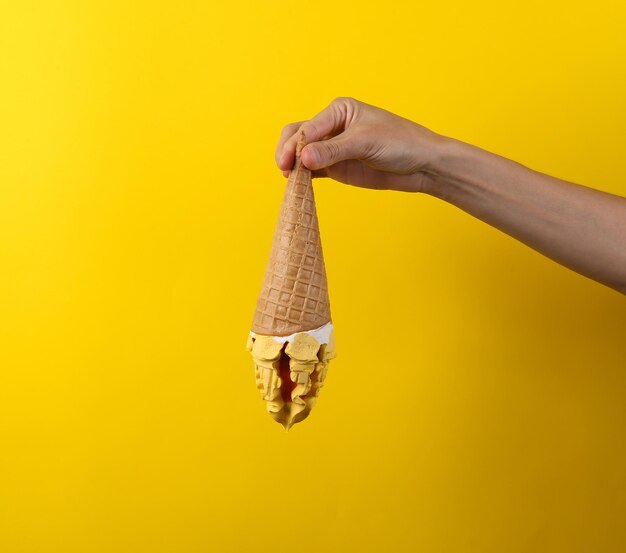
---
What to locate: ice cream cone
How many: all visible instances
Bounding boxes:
[252,132,331,336]
[248,131,335,430]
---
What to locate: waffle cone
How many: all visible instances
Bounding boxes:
[252,132,331,336]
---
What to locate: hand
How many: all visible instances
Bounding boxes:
[277,98,626,294]
[275,97,445,192]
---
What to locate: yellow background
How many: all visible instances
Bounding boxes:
[1,1,625,551]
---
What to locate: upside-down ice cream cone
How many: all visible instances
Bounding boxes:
[247,131,336,430]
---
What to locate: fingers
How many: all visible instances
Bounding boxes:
[280,133,355,173]
[300,98,349,143]
[275,121,303,168]
[276,98,358,172]
[301,134,361,171]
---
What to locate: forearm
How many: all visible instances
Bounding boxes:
[423,137,626,294]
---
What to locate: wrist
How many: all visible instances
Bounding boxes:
[420,134,478,197]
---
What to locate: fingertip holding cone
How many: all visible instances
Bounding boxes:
[248,131,335,429]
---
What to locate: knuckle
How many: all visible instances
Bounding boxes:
[283,122,298,134]
[330,97,346,110]
[301,121,319,140]
[324,140,341,162]
[333,96,356,106]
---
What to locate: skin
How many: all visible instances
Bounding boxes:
[276,97,626,295]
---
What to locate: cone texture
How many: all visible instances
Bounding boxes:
[252,133,331,336]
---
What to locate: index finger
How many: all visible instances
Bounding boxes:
[275,121,304,169]
[278,98,353,171]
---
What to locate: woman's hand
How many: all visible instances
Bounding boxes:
[276,97,626,294]
[275,97,445,193]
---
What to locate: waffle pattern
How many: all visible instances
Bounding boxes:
[252,135,331,336]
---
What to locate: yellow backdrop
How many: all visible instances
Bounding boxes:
[1,1,625,551]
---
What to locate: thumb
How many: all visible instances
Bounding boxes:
[301,136,356,171]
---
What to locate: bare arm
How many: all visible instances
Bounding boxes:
[276,97,626,295]
[426,139,626,294]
